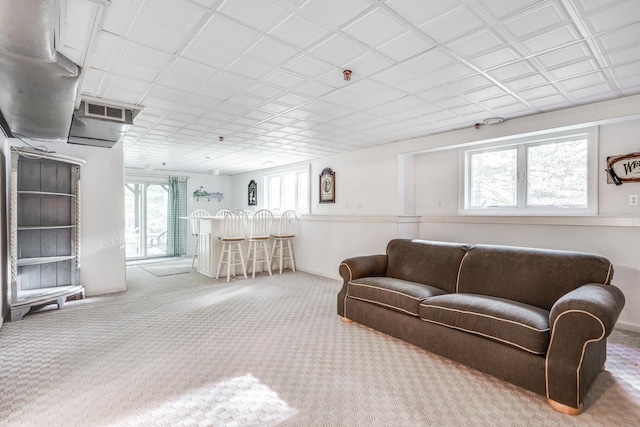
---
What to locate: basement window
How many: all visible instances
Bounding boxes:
[263,165,310,215]
[460,127,598,215]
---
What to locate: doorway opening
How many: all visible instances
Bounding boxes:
[125,181,169,260]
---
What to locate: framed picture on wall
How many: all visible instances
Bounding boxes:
[319,167,335,203]
[248,180,257,205]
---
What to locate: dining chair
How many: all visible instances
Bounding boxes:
[246,209,273,278]
[215,210,248,282]
[270,209,297,274]
[215,209,230,217]
[189,209,210,269]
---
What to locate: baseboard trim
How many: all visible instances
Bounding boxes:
[615,322,640,334]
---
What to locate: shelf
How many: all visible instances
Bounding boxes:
[10,285,85,321]
[18,225,76,231]
[18,191,75,198]
[17,255,75,267]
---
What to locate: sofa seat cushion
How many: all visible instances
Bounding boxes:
[348,277,448,316]
[419,294,550,354]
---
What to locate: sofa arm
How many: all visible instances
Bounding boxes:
[546,284,625,412]
[337,255,387,317]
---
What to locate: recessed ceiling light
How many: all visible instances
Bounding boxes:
[483,117,505,125]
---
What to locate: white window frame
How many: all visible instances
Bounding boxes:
[262,164,310,215]
[459,127,599,216]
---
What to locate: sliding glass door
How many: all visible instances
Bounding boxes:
[125,181,169,259]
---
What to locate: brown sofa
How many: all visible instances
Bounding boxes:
[337,239,625,414]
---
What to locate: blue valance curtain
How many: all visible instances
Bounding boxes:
[167,176,187,256]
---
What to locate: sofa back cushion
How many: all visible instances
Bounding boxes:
[386,239,470,293]
[457,244,613,310]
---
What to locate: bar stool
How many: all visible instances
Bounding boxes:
[215,210,248,282]
[270,209,297,274]
[189,209,210,269]
[246,209,273,278]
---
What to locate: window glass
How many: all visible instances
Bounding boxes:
[461,128,597,215]
[469,148,517,208]
[527,139,587,207]
[263,165,310,214]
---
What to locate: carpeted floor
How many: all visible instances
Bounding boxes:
[0,264,639,426]
[138,258,193,277]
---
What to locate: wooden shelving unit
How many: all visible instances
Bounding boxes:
[9,147,86,321]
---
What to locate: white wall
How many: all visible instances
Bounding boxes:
[7,140,127,297]
[229,94,640,330]
[0,133,7,327]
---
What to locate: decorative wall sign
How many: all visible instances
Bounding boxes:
[248,180,257,205]
[193,186,224,201]
[606,152,640,185]
[319,167,335,203]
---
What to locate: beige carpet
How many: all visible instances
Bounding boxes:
[0,264,639,426]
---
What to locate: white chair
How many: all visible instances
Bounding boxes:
[216,210,248,282]
[270,209,297,274]
[189,209,210,269]
[246,209,273,278]
[215,209,230,217]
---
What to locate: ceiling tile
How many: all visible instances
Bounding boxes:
[487,60,538,81]
[418,85,459,102]
[128,0,206,52]
[593,22,640,52]
[610,61,640,80]
[467,46,521,71]
[569,83,615,101]
[245,37,298,66]
[302,0,372,28]
[516,84,560,101]
[264,70,306,89]
[195,15,261,53]
[501,2,567,39]
[342,7,408,48]
[521,25,580,55]
[69,0,640,174]
[90,32,124,71]
[217,0,286,32]
[371,66,417,87]
[226,56,274,80]
[309,34,369,68]
[419,4,486,43]
[403,48,457,76]
[465,85,507,101]
[446,28,505,58]
[116,42,173,81]
[282,55,334,78]
[604,46,640,68]
[276,94,310,107]
[476,0,541,19]
[385,0,461,26]
[583,0,640,33]
[377,31,435,62]
[503,74,550,91]
[181,41,236,69]
[269,14,329,49]
[347,52,395,76]
[293,81,335,98]
[560,72,608,91]
[536,42,592,69]
[549,59,600,80]
[448,75,494,93]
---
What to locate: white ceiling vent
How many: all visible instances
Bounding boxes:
[84,101,126,122]
[68,100,137,148]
